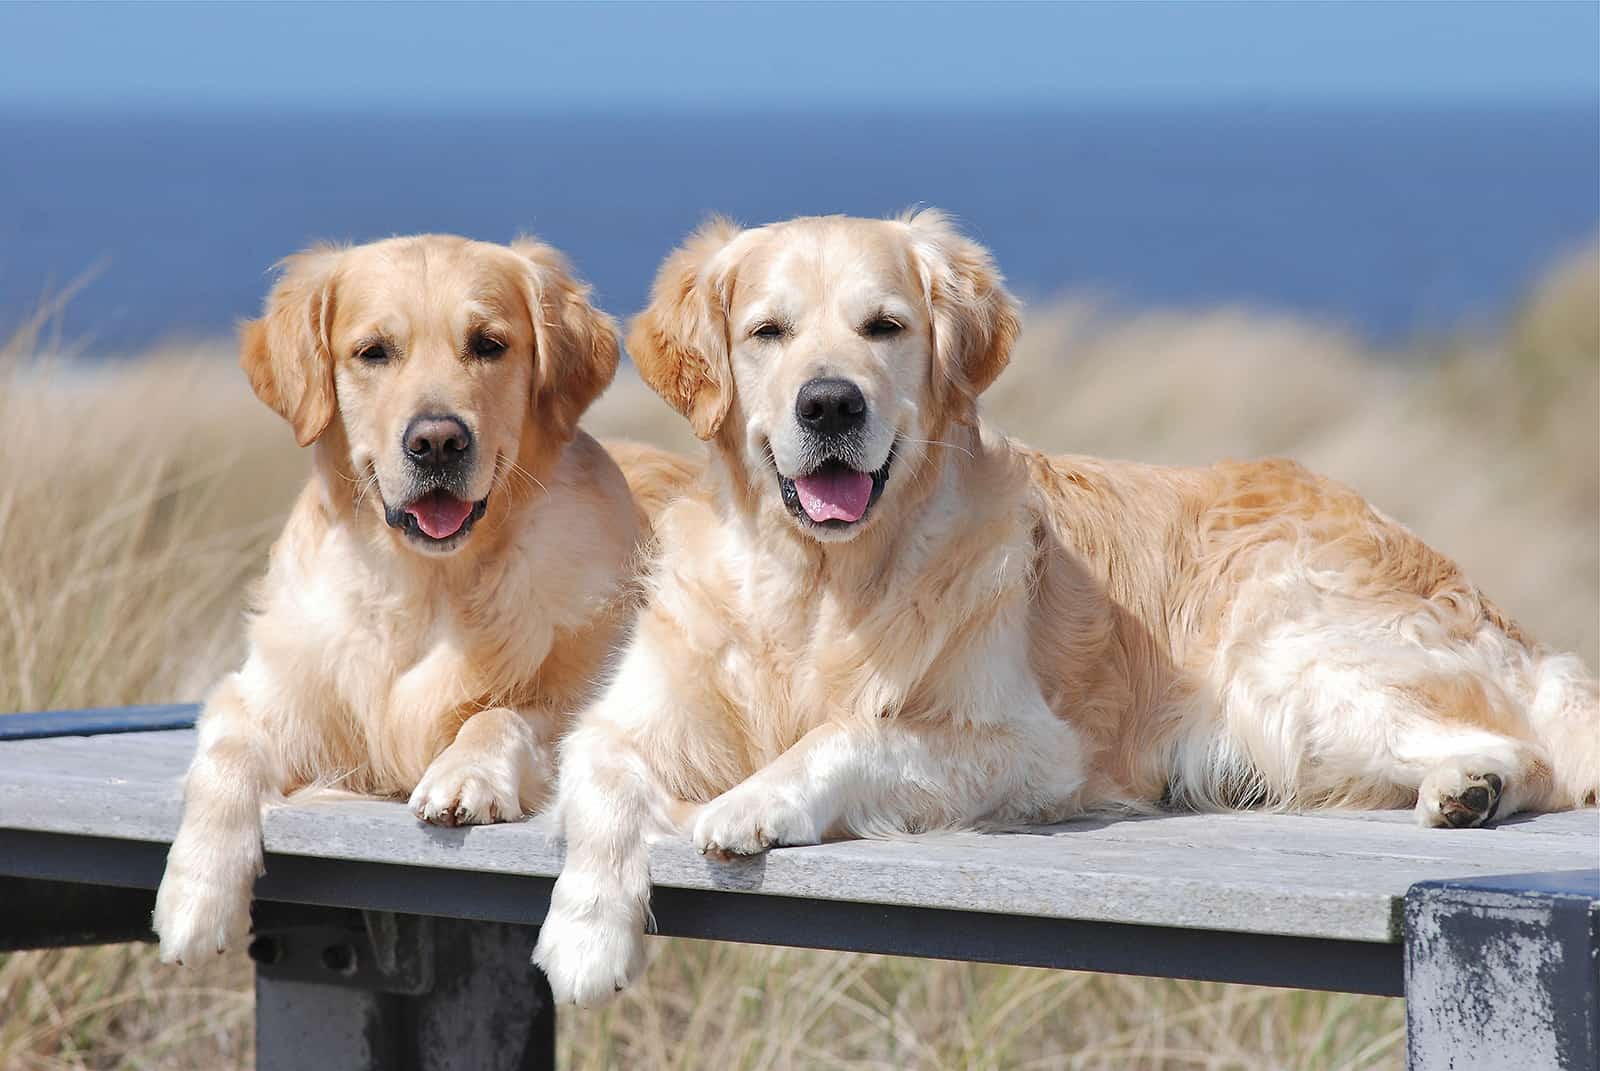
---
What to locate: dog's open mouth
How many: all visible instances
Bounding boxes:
[779,455,891,529]
[388,490,488,546]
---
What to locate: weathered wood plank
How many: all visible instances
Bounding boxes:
[0,729,1594,945]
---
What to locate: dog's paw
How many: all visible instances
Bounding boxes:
[532,878,646,1007]
[691,781,821,859]
[1417,761,1505,828]
[152,866,253,965]
[410,751,523,827]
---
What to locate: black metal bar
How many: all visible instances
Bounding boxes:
[0,875,156,949]
[0,703,200,741]
[0,828,1403,995]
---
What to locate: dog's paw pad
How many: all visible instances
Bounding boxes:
[1422,768,1504,828]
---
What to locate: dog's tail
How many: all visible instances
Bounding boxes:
[1524,650,1600,809]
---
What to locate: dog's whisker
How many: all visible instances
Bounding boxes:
[486,453,533,503]
[497,458,538,503]
[351,469,381,515]
[898,436,975,460]
[503,456,550,500]
[496,461,527,498]
[490,458,513,497]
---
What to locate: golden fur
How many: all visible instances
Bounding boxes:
[153,234,692,964]
[534,211,1599,1005]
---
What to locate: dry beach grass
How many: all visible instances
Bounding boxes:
[1,245,1595,1069]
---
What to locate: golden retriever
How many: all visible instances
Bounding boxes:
[531,210,1599,1004]
[153,234,692,964]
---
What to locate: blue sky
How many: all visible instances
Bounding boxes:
[1,1,1596,110]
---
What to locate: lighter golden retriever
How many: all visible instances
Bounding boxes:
[532,211,1599,1004]
[153,234,693,964]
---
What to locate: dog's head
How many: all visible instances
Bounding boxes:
[627,211,1018,543]
[242,234,618,556]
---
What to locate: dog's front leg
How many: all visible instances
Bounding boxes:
[154,672,282,963]
[693,687,1089,858]
[532,623,689,1006]
[410,706,556,825]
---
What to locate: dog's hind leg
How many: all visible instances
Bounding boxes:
[1401,727,1553,828]
[153,673,282,963]
[1323,645,1590,827]
[1522,651,1600,810]
[1199,594,1584,826]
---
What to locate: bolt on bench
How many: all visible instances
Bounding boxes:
[1,706,1595,1070]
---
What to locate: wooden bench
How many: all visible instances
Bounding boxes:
[2,705,1595,1069]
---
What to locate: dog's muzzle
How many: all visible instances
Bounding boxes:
[778,378,892,530]
[385,412,488,548]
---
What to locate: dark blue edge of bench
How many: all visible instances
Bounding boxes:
[0,704,200,741]
[1408,869,1599,900]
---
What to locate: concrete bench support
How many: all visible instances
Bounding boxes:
[1404,870,1599,1071]
[252,909,554,1071]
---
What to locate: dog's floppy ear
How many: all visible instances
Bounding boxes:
[903,210,1021,424]
[626,217,743,441]
[514,238,621,442]
[240,247,343,447]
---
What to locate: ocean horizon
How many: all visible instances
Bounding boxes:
[3,101,1596,353]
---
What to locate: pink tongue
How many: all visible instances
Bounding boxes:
[794,469,873,523]
[406,491,474,539]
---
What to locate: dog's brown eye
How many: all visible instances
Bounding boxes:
[751,322,786,341]
[471,335,507,359]
[356,343,389,364]
[863,317,903,338]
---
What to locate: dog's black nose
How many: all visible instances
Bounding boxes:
[795,378,867,437]
[403,414,472,468]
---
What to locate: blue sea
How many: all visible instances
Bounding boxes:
[1,104,1596,352]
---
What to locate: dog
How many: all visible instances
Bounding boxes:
[530,210,1599,1005]
[153,234,693,964]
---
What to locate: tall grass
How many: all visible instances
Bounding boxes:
[1,244,1594,1069]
